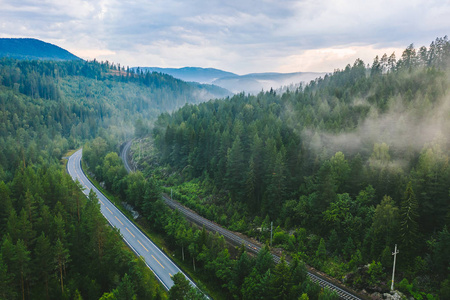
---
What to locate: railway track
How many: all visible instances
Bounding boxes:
[162,195,361,300]
[121,141,363,300]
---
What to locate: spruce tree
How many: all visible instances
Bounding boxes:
[400,182,419,258]
[225,136,245,201]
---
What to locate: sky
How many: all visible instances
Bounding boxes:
[1,0,449,74]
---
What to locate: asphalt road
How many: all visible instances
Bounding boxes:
[67,149,196,291]
[121,140,134,173]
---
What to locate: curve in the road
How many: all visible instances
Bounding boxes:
[121,140,134,173]
[67,149,197,291]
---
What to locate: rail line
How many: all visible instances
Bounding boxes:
[121,141,362,300]
[162,195,361,299]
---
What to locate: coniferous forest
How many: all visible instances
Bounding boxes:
[0,58,228,299]
[121,37,450,299]
[1,37,450,300]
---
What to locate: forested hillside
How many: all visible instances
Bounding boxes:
[0,58,228,180]
[0,58,229,299]
[140,36,450,298]
[0,38,81,61]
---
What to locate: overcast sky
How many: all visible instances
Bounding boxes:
[1,0,449,74]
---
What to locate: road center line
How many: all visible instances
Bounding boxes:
[106,207,113,214]
[115,215,124,225]
[126,227,135,238]
[152,255,165,269]
[138,239,149,252]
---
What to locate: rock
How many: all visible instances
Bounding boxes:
[383,290,404,300]
[370,292,383,299]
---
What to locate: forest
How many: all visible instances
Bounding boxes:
[1,36,450,299]
[82,136,338,299]
[117,37,450,299]
[0,57,230,299]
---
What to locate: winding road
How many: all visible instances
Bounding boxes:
[67,149,197,291]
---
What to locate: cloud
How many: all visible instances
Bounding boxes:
[278,45,404,72]
[0,0,449,74]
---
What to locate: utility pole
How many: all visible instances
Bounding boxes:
[391,244,399,291]
[270,222,273,246]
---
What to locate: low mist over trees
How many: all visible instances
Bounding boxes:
[1,36,450,299]
[139,36,450,298]
[0,58,221,298]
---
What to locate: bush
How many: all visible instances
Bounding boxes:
[367,261,383,286]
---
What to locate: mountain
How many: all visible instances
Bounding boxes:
[135,66,326,94]
[0,38,81,61]
[149,37,450,299]
[135,67,237,84]
[212,71,326,93]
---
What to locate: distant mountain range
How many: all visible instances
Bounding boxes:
[213,71,327,94]
[0,38,81,61]
[134,67,326,94]
[0,38,326,94]
[137,67,237,84]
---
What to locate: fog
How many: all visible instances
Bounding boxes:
[294,75,450,165]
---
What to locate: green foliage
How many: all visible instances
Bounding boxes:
[428,226,450,276]
[0,58,181,299]
[397,278,439,300]
[315,238,327,261]
[369,196,399,258]
[6,36,447,298]
[225,136,246,201]
[143,39,450,296]
[367,261,383,286]
[0,164,165,299]
[273,230,289,246]
[441,277,450,299]
[271,256,290,299]
[348,249,363,271]
[168,272,205,300]
[400,182,420,259]
[113,273,137,300]
[319,287,339,300]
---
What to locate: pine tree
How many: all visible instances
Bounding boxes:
[400,182,419,258]
[316,238,327,260]
[343,236,355,260]
[34,233,53,299]
[271,256,290,300]
[289,257,307,298]
[0,253,15,300]
[14,239,30,300]
[114,273,136,300]
[0,181,12,231]
[327,229,340,255]
[168,273,191,300]
[225,136,246,201]
[245,157,256,208]
[54,238,70,295]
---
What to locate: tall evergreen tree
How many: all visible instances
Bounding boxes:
[271,256,290,300]
[14,239,30,300]
[400,181,419,258]
[225,136,246,201]
[34,233,53,299]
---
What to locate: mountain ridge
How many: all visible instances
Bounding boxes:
[133,66,327,94]
[134,66,237,84]
[0,38,81,61]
